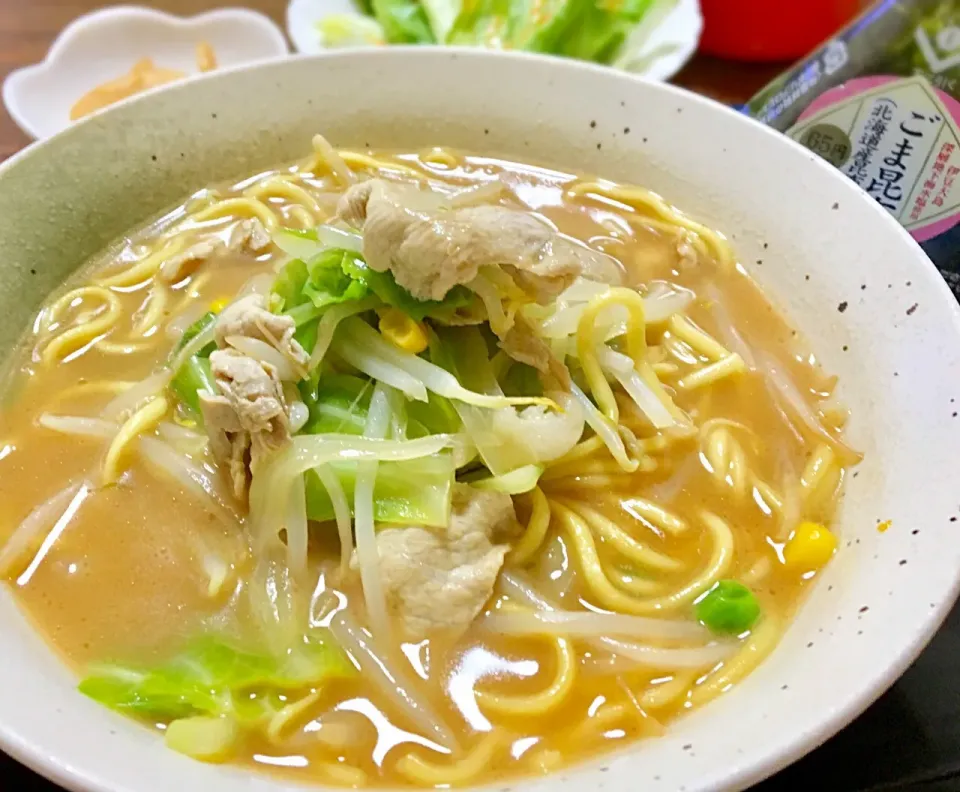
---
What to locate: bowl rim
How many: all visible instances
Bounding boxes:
[1,46,959,792]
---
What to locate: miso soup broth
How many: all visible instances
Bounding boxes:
[0,138,859,787]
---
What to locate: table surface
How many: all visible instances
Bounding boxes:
[0,2,957,791]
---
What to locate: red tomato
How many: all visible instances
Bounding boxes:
[699,0,863,62]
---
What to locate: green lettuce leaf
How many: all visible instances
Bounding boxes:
[315,13,386,47]
[371,0,436,43]
[443,0,656,65]
[559,0,654,62]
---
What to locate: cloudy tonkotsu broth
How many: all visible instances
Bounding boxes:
[0,139,859,787]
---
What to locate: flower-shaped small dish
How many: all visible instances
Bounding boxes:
[285,0,702,82]
[3,5,289,140]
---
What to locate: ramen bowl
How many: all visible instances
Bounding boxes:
[0,49,958,792]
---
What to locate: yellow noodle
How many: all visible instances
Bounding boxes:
[627,215,712,263]
[174,271,212,306]
[741,555,773,585]
[606,565,662,595]
[244,176,324,215]
[52,380,136,404]
[688,616,780,707]
[102,396,168,484]
[559,500,681,571]
[615,496,687,535]
[552,504,733,614]
[266,690,323,744]
[576,288,649,421]
[507,487,551,566]
[339,151,424,179]
[639,671,696,710]
[316,761,368,787]
[701,425,750,499]
[661,333,699,365]
[96,237,186,288]
[652,361,680,378]
[550,435,606,467]
[96,338,155,355]
[525,747,564,774]
[569,181,735,270]
[800,443,841,514]
[41,287,122,364]
[668,314,730,361]
[183,189,223,213]
[541,457,647,482]
[553,472,655,490]
[678,353,746,390]
[477,634,576,716]
[193,197,279,229]
[287,204,321,229]
[133,284,168,336]
[752,479,784,517]
[421,147,459,168]
[395,731,502,787]
[568,702,631,742]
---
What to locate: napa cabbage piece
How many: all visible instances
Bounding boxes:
[305,453,455,527]
[271,238,475,323]
[78,631,354,722]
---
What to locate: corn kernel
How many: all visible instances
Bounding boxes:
[379,308,428,354]
[783,521,837,572]
[209,297,230,314]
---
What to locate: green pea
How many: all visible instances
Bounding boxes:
[694,580,761,635]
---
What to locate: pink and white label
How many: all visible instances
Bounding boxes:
[788,74,960,243]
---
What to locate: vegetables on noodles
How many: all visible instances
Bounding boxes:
[0,139,859,788]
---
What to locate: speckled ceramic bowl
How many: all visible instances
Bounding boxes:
[0,49,958,792]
